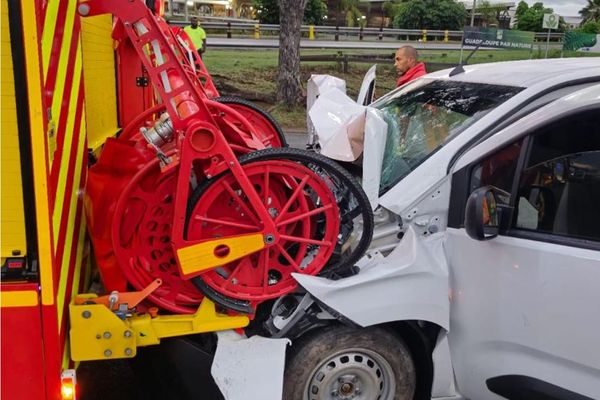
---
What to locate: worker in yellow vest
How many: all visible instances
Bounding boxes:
[183,16,207,57]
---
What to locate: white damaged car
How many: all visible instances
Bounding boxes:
[265,58,600,400]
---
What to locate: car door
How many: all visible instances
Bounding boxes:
[444,93,600,399]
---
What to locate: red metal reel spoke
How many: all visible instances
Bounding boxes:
[220,180,263,227]
[187,160,340,303]
[219,102,284,148]
[112,161,202,313]
[192,215,259,231]
[276,204,335,228]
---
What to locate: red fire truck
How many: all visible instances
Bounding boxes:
[1,1,370,399]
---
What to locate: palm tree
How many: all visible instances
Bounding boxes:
[580,0,600,23]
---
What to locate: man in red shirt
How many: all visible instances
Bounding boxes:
[395,46,427,87]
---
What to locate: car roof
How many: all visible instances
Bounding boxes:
[427,57,600,88]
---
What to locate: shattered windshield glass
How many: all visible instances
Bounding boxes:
[374,80,523,192]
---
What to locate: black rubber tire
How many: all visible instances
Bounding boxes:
[187,147,374,312]
[214,96,288,148]
[284,325,416,400]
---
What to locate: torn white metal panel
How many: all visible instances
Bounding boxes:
[294,227,450,330]
[432,332,459,398]
[212,331,290,400]
[362,108,387,210]
[307,74,347,146]
[307,74,347,113]
[356,65,377,106]
[308,88,366,161]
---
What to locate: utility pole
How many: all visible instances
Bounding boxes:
[470,0,476,26]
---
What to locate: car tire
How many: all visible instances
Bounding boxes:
[284,325,416,400]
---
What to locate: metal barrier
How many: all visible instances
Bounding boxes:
[170,20,565,42]
[300,52,456,73]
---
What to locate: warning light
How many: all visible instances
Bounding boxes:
[61,369,77,400]
[61,382,74,399]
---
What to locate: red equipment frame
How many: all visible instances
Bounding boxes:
[80,0,341,312]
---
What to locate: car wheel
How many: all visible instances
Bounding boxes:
[284,325,416,400]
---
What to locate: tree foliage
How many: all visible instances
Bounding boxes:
[515,0,529,19]
[516,2,566,32]
[580,0,600,23]
[304,0,328,25]
[253,0,327,25]
[578,20,600,33]
[392,0,468,30]
[253,0,279,24]
[383,0,402,20]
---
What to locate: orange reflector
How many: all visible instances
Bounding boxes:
[61,369,77,400]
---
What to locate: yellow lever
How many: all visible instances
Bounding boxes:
[176,233,265,277]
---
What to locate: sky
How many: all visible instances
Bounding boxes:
[524,0,587,16]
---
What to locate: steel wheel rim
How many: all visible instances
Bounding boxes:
[112,161,202,313]
[304,348,396,400]
[187,160,340,302]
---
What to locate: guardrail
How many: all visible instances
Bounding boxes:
[300,52,457,73]
[170,20,565,42]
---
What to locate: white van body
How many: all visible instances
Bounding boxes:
[296,58,600,399]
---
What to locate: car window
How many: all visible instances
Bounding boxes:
[513,109,600,242]
[376,80,523,192]
[470,140,523,195]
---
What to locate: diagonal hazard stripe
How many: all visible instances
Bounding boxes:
[53,77,83,275]
[47,5,78,169]
[52,54,82,240]
[56,103,86,328]
[41,0,61,76]
[48,16,82,209]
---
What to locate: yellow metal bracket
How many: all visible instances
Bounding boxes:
[69,297,249,362]
[176,233,264,277]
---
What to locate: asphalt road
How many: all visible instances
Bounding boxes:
[284,131,308,149]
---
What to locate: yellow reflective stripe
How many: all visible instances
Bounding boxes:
[41,0,60,77]
[52,57,82,241]
[62,339,71,369]
[57,116,86,328]
[21,0,55,306]
[1,291,39,307]
[68,220,86,304]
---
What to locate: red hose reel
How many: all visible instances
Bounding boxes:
[81,0,372,316]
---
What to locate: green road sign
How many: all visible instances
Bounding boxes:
[462,27,534,50]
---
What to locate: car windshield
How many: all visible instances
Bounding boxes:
[374,79,523,192]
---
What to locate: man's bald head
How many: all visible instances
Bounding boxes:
[394,46,419,75]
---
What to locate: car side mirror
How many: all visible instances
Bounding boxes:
[465,186,500,241]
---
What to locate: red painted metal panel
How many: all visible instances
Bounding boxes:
[1,285,45,400]
[116,39,154,127]
[41,304,62,400]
